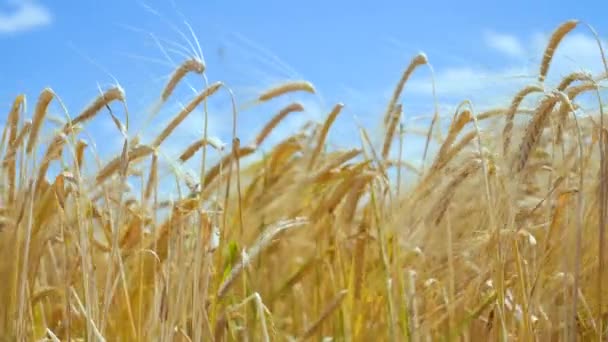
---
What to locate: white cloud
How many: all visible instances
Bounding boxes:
[0,1,52,34]
[404,30,608,112]
[484,31,526,59]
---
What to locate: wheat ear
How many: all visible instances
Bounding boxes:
[502,85,544,156]
[68,87,125,130]
[308,103,344,169]
[161,58,205,102]
[26,88,55,154]
[514,93,560,173]
[382,104,403,160]
[254,102,304,147]
[258,81,316,103]
[383,53,427,125]
[152,82,222,148]
[539,20,579,82]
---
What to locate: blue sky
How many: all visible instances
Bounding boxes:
[1,0,607,195]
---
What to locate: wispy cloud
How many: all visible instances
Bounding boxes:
[484,30,526,59]
[0,1,52,34]
[404,30,608,111]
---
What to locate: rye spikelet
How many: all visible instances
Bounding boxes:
[539,20,579,82]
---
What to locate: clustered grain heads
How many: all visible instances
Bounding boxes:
[3,18,608,342]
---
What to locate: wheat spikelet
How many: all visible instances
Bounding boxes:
[312,174,373,221]
[385,160,422,175]
[300,289,348,339]
[539,20,579,82]
[69,87,125,129]
[565,82,598,99]
[8,95,24,148]
[309,149,362,183]
[258,81,316,103]
[431,109,472,172]
[144,153,158,201]
[178,138,221,163]
[161,58,205,102]
[383,53,428,125]
[35,133,71,195]
[3,120,32,167]
[152,82,222,147]
[96,145,154,184]
[216,217,309,299]
[382,104,403,160]
[75,140,88,170]
[26,88,55,154]
[514,93,560,173]
[254,102,304,147]
[202,145,256,187]
[309,103,344,169]
[433,159,482,224]
[557,71,592,91]
[502,85,544,156]
[5,120,31,203]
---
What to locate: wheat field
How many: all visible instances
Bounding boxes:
[2,19,608,341]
